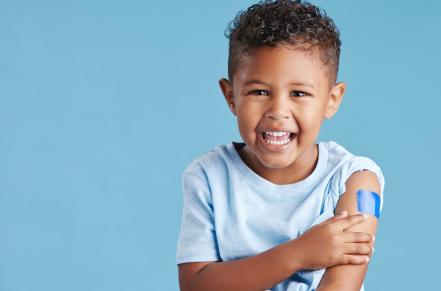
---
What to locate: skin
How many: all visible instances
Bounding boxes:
[178,42,381,291]
[219,43,345,185]
[316,170,380,290]
[222,43,380,289]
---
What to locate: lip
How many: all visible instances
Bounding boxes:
[257,132,297,153]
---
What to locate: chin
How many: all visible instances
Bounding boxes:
[258,155,296,169]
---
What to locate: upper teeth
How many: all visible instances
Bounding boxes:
[265,131,290,137]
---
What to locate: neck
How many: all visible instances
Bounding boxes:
[237,142,319,185]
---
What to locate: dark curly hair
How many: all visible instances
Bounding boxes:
[224,0,341,86]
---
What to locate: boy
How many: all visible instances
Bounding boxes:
[176,0,385,290]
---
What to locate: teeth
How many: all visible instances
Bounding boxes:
[264,139,290,145]
[262,132,294,145]
[265,131,290,137]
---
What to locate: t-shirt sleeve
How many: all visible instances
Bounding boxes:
[330,156,386,213]
[175,170,221,264]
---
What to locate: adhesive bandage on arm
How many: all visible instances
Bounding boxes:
[357,189,381,219]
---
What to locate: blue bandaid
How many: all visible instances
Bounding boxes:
[357,189,381,219]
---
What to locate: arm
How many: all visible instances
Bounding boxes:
[317,170,380,291]
[178,239,302,291]
[177,171,306,291]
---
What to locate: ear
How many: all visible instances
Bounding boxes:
[219,78,236,116]
[324,82,346,119]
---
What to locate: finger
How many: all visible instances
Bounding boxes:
[344,243,374,255]
[325,210,348,224]
[341,231,375,243]
[340,254,370,265]
[336,213,367,230]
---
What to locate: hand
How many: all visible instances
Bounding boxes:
[291,210,375,270]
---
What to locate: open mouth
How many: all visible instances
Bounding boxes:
[258,131,297,152]
[261,132,295,145]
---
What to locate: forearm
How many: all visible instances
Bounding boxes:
[317,281,361,291]
[317,277,364,291]
[187,240,302,291]
[316,261,369,291]
[317,283,350,291]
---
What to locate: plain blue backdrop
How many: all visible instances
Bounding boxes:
[1,0,440,290]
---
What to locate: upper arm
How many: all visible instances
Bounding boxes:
[178,261,215,291]
[318,170,382,290]
[176,171,221,264]
[176,170,221,290]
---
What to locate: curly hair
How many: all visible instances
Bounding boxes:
[224,0,341,85]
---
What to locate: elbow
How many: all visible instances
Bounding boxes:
[179,275,196,291]
[178,263,213,291]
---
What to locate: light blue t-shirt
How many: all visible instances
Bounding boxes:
[176,140,385,291]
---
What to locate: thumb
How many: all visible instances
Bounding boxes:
[323,210,348,225]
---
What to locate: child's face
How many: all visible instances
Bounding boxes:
[219,44,346,182]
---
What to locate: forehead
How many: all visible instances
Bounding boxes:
[234,45,327,89]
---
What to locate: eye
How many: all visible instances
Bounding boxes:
[249,89,269,96]
[291,90,309,97]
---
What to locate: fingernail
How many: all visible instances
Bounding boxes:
[366,256,370,262]
[339,210,347,216]
[372,235,376,242]
[362,214,368,219]
[372,247,375,253]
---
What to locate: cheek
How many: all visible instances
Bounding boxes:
[237,115,257,135]
[236,111,261,140]
[304,113,321,128]
[296,105,325,131]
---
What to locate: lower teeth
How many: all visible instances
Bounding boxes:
[262,133,294,145]
[266,140,289,145]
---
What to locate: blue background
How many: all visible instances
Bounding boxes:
[1,0,440,290]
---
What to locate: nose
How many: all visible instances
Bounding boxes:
[264,95,291,120]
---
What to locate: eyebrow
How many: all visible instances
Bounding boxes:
[244,79,315,89]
